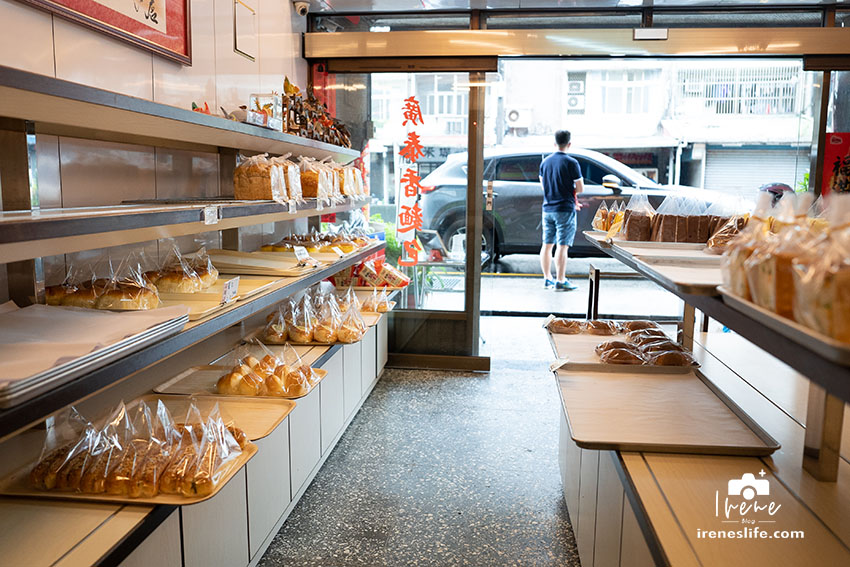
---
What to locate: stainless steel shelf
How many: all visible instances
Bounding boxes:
[0,197,369,263]
[0,241,385,440]
[584,235,850,403]
[0,66,359,162]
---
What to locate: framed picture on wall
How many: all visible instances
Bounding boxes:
[17,0,191,65]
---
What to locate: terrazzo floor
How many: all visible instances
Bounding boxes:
[258,316,579,567]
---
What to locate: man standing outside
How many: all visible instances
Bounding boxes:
[539,130,584,291]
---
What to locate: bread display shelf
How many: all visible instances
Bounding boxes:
[0,196,369,265]
[0,309,189,409]
[556,368,780,456]
[0,443,257,506]
[154,366,328,400]
[0,242,385,440]
[547,330,699,370]
[719,286,850,366]
[135,394,295,440]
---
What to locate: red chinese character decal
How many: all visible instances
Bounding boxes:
[398,239,423,267]
[397,203,423,234]
[400,168,422,198]
[402,96,424,127]
[399,132,425,163]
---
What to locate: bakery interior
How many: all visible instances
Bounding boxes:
[1,0,850,566]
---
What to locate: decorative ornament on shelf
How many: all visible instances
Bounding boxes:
[191,102,211,115]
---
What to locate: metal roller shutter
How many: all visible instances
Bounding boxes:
[704,148,808,197]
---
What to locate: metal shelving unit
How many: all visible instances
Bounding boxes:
[585,235,847,482]
[0,197,370,264]
[0,66,360,162]
[0,242,384,440]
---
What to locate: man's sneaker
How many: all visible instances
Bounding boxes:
[555,281,578,292]
[543,278,555,289]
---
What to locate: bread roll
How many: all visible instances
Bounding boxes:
[152,270,200,293]
[216,371,243,395]
[106,439,150,496]
[599,348,645,365]
[585,320,620,335]
[594,340,634,355]
[640,339,684,355]
[80,448,116,494]
[180,439,219,498]
[646,351,697,366]
[337,324,362,344]
[194,265,218,290]
[621,320,661,332]
[30,444,72,490]
[227,425,248,449]
[314,322,338,344]
[288,324,313,344]
[129,441,169,498]
[626,328,667,343]
[548,319,583,335]
[60,287,100,309]
[266,370,287,396]
[45,284,77,306]
[95,284,159,310]
[160,442,197,495]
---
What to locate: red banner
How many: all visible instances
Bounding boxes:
[822,133,850,196]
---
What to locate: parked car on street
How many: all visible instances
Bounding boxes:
[419,147,724,258]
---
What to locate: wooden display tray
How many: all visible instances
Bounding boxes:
[556,367,780,456]
[547,329,699,369]
[718,285,850,366]
[208,250,321,276]
[0,443,257,506]
[631,256,722,296]
[613,244,721,266]
[154,366,328,401]
[136,394,295,440]
[158,275,281,303]
[158,299,230,321]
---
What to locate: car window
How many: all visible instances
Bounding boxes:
[571,156,614,186]
[496,156,542,183]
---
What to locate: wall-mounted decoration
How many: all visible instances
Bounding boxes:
[234,0,258,61]
[17,0,191,65]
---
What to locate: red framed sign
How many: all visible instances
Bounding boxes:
[19,0,191,65]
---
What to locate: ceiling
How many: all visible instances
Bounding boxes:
[309,0,845,13]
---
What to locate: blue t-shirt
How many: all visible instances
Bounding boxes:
[539,152,582,213]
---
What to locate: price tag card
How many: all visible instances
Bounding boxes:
[317,199,324,211]
[542,314,556,328]
[221,277,240,304]
[293,246,310,264]
[549,358,570,372]
[203,206,220,225]
[288,200,297,214]
[332,246,345,257]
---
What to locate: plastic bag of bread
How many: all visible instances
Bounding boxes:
[45,264,82,306]
[288,295,315,343]
[621,320,661,332]
[683,199,712,244]
[546,317,583,335]
[594,340,634,355]
[584,320,621,335]
[706,214,750,255]
[30,406,98,491]
[605,201,626,238]
[261,301,293,344]
[721,191,774,300]
[314,295,342,344]
[299,157,332,201]
[216,350,270,396]
[338,304,367,343]
[744,193,816,319]
[337,286,361,313]
[146,244,203,294]
[621,193,656,242]
[234,153,286,202]
[626,328,669,346]
[599,348,646,365]
[650,196,683,242]
[361,287,391,313]
[592,201,609,231]
[793,194,850,341]
[95,253,160,311]
[645,350,698,366]
[179,406,242,498]
[639,339,685,355]
[185,246,219,290]
[269,154,303,204]
[341,165,365,198]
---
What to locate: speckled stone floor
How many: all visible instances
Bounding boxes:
[258,316,579,567]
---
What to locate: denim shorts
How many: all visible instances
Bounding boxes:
[542,210,577,246]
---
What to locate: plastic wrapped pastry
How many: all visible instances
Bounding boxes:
[625,328,667,343]
[336,286,361,313]
[594,340,634,355]
[288,295,315,344]
[592,201,609,231]
[621,194,656,242]
[584,320,621,335]
[599,348,646,365]
[721,191,774,301]
[639,339,685,355]
[338,305,367,343]
[547,318,583,335]
[620,320,661,332]
[145,244,203,294]
[645,350,698,366]
[314,295,342,344]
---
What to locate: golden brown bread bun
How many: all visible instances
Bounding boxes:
[621,320,661,332]
[599,348,646,365]
[217,372,243,395]
[45,284,77,306]
[640,340,684,355]
[152,270,200,293]
[95,284,159,310]
[194,266,218,290]
[548,318,583,334]
[585,320,621,335]
[337,324,363,344]
[626,328,668,343]
[60,287,101,309]
[288,324,313,344]
[646,351,697,366]
[314,322,338,344]
[594,340,634,355]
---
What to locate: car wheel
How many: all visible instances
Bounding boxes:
[442,219,497,260]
